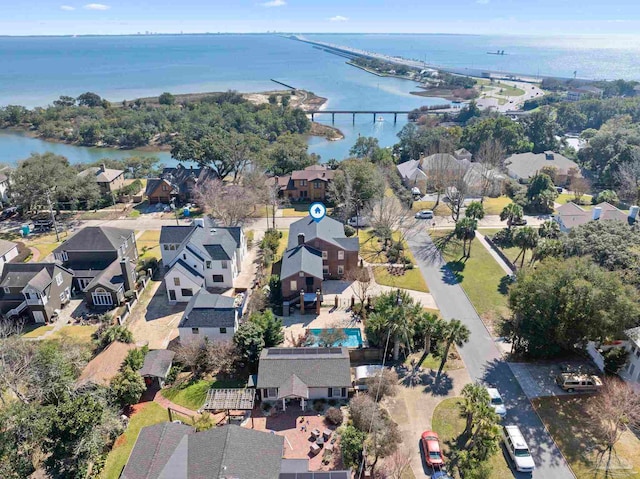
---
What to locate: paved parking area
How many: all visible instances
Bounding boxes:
[508,360,599,399]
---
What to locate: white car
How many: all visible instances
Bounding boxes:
[487,387,507,418]
[502,425,535,473]
[414,210,434,219]
[347,216,369,227]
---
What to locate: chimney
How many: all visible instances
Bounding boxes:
[629,205,640,222]
[100,163,106,173]
[120,257,134,293]
[193,218,205,228]
[592,206,602,221]
[298,233,305,245]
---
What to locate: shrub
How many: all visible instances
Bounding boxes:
[110,366,146,406]
[313,398,327,412]
[121,346,148,371]
[325,406,343,426]
[491,228,513,247]
[344,224,356,237]
[261,228,281,255]
[246,230,255,248]
[603,347,628,375]
[166,364,181,385]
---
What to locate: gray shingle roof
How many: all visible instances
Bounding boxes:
[145,178,177,198]
[84,258,131,292]
[555,201,628,229]
[257,347,351,389]
[0,239,17,257]
[504,151,580,179]
[122,423,284,479]
[53,226,133,254]
[159,226,197,245]
[396,159,420,180]
[287,216,358,251]
[280,245,323,281]
[78,166,124,183]
[186,227,237,261]
[0,263,69,291]
[179,290,237,328]
[277,374,309,399]
[139,350,175,379]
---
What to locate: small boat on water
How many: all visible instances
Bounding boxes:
[376,116,384,122]
[487,50,506,55]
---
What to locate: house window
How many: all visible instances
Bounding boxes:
[323,265,329,274]
[636,349,640,359]
[206,261,212,269]
[192,327,199,334]
[300,190,308,198]
[221,261,228,269]
[181,289,193,297]
[162,184,168,191]
[338,250,344,260]
[59,291,66,301]
[3,287,9,294]
[163,244,169,250]
[55,273,63,286]
[314,180,321,189]
[299,180,307,186]
[290,280,297,291]
[56,251,68,262]
[266,388,278,398]
[299,272,304,277]
[630,363,636,377]
[220,327,227,334]
[328,387,343,398]
[322,251,328,260]
[170,244,177,251]
[212,275,224,283]
[338,265,344,275]
[173,277,181,286]
[183,254,187,260]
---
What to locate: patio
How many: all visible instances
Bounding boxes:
[249,403,344,471]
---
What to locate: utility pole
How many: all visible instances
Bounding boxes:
[171,200,179,226]
[46,191,60,242]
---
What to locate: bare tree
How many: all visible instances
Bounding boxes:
[346,267,372,308]
[204,340,239,378]
[569,175,591,203]
[175,340,207,378]
[194,178,258,226]
[0,320,35,405]
[616,153,640,205]
[244,168,287,229]
[589,378,640,474]
[367,194,420,245]
[444,161,472,222]
[422,154,453,209]
[364,368,399,402]
[475,139,505,201]
[381,449,412,479]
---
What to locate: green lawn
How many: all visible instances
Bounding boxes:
[102,402,171,479]
[137,230,161,260]
[477,79,525,97]
[161,378,247,411]
[21,324,54,338]
[49,325,97,345]
[432,232,509,320]
[533,396,640,479]
[432,398,513,479]
[359,230,416,265]
[483,196,512,216]
[373,266,429,293]
[412,200,450,217]
[556,193,593,206]
[276,230,289,260]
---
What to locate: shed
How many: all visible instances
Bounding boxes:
[139,349,176,388]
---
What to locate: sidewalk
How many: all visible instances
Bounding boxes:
[474,232,514,276]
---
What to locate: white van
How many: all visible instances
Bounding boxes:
[347,216,369,227]
[502,425,535,473]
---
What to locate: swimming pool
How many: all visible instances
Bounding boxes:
[308,328,363,348]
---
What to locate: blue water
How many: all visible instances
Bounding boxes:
[308,328,363,348]
[2,33,640,165]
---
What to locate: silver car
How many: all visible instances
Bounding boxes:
[415,209,434,219]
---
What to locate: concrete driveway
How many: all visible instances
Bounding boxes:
[508,361,599,400]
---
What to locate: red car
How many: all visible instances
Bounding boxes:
[421,431,444,467]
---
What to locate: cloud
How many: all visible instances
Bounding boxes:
[476,0,490,3]
[60,5,75,10]
[261,0,286,6]
[329,15,348,22]
[83,3,110,10]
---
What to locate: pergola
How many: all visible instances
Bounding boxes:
[203,388,256,426]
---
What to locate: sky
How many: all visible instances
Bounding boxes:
[3,0,640,36]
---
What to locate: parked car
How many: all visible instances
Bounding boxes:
[432,471,454,479]
[487,387,507,418]
[411,186,421,197]
[347,216,369,227]
[0,207,18,221]
[555,373,603,393]
[502,425,535,473]
[415,209,434,220]
[421,430,444,468]
[512,217,527,226]
[556,186,564,194]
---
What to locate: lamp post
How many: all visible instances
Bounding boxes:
[170,199,179,226]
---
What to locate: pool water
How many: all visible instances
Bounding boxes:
[308,328,363,348]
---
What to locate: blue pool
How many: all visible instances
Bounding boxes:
[308,328,363,348]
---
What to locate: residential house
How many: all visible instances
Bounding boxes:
[120,423,285,479]
[53,226,138,308]
[504,151,581,184]
[553,202,637,232]
[145,163,217,204]
[396,159,428,194]
[588,328,640,393]
[0,239,19,275]
[139,349,176,389]
[256,347,352,408]
[178,290,243,344]
[269,165,335,202]
[567,86,604,102]
[78,164,126,195]
[160,218,246,303]
[280,215,359,299]
[0,262,73,323]
[0,172,9,206]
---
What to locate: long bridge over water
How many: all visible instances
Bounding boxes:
[306,109,448,124]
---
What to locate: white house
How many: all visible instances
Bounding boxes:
[0,239,19,275]
[160,219,246,303]
[178,290,241,344]
[0,173,9,206]
[587,327,640,392]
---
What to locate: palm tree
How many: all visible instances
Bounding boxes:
[465,201,485,221]
[459,383,489,437]
[454,217,477,257]
[538,219,560,239]
[369,290,419,360]
[414,311,442,357]
[437,319,470,377]
[499,203,524,230]
[513,226,539,267]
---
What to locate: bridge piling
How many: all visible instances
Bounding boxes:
[331,112,335,124]
[352,113,355,125]
[394,113,398,124]
[373,113,376,123]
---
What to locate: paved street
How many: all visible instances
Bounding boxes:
[407,228,574,479]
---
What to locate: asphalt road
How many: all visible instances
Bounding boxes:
[407,229,574,479]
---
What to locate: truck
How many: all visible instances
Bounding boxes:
[347,216,369,228]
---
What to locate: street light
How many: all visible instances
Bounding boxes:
[170,199,179,226]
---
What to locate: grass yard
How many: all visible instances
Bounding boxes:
[432,398,513,479]
[533,396,640,479]
[372,266,429,293]
[161,378,247,411]
[412,200,450,217]
[49,325,97,345]
[556,193,593,206]
[102,402,171,479]
[359,230,417,265]
[137,230,161,260]
[21,324,54,338]
[276,230,289,260]
[483,196,512,216]
[432,231,509,319]
[280,203,334,217]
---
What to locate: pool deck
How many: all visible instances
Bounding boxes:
[282,307,363,347]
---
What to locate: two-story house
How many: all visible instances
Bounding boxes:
[78,164,126,195]
[160,218,246,303]
[0,262,73,323]
[178,289,243,344]
[280,215,359,300]
[53,226,138,308]
[145,163,217,205]
[269,165,335,202]
[0,239,19,276]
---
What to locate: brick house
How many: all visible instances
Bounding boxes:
[145,163,217,204]
[280,215,358,299]
[269,165,335,202]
